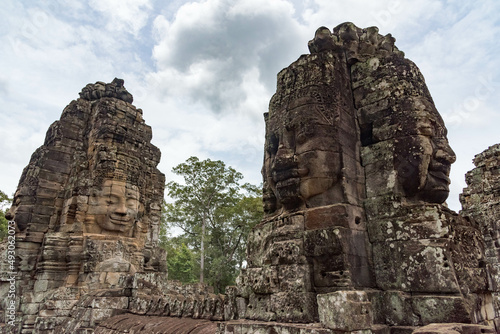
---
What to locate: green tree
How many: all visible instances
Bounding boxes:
[167,242,198,283]
[205,184,262,291]
[230,186,263,269]
[158,200,200,283]
[163,157,262,292]
[0,190,12,240]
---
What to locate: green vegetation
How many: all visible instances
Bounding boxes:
[162,157,263,293]
[167,242,198,283]
[0,190,12,240]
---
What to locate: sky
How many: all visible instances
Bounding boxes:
[0,0,499,212]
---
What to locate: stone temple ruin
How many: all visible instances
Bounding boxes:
[0,78,169,332]
[1,23,500,333]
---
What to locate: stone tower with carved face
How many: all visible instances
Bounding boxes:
[0,79,166,332]
[234,23,500,332]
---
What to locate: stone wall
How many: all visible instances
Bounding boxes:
[127,280,225,321]
[460,144,500,330]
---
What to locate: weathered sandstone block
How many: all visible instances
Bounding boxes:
[317,291,373,331]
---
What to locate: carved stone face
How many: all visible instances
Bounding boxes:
[87,179,143,236]
[263,110,342,213]
[395,114,456,204]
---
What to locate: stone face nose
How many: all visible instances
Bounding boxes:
[435,144,456,165]
[113,200,128,215]
[272,146,296,172]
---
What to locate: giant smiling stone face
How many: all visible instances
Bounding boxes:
[395,113,456,204]
[86,179,144,236]
[263,101,344,214]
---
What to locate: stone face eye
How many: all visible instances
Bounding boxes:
[126,198,138,209]
[296,131,307,145]
[107,195,120,205]
[419,125,433,136]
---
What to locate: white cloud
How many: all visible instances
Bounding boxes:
[151,0,307,115]
[143,0,304,188]
[0,0,156,199]
[88,0,152,36]
[136,73,266,189]
[300,0,442,36]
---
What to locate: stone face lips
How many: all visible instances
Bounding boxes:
[0,79,166,332]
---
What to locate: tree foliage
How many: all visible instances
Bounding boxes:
[162,157,263,292]
[167,242,198,283]
[0,190,12,240]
